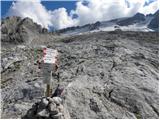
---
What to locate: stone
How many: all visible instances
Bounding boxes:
[51,112,63,119]
[37,109,49,118]
[39,98,49,109]
[34,83,40,88]
[50,109,59,116]
[52,97,62,105]
[47,97,54,103]
[48,103,57,112]
[57,104,64,113]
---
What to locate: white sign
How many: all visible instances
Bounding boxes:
[43,58,56,64]
[42,48,59,84]
[43,48,58,64]
[42,63,53,84]
[43,48,58,55]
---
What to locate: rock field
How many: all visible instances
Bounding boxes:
[1,17,159,119]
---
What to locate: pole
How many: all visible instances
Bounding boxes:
[50,71,53,95]
[46,84,50,97]
[34,48,36,64]
[45,71,52,97]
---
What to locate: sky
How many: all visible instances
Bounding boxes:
[1,0,159,30]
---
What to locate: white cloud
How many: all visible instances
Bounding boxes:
[50,8,78,29]
[6,0,158,29]
[74,0,129,26]
[73,0,158,26]
[139,0,159,15]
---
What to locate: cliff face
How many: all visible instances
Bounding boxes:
[148,11,159,31]
[1,17,159,119]
[117,13,146,26]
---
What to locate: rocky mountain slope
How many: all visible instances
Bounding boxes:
[1,16,48,45]
[58,11,159,35]
[1,16,159,119]
[148,10,159,31]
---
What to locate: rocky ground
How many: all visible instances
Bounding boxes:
[1,17,159,119]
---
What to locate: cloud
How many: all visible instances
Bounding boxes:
[50,8,78,29]
[139,0,159,15]
[73,0,158,26]
[73,0,129,26]
[6,0,158,29]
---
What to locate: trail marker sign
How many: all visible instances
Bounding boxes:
[42,48,59,83]
[43,48,58,64]
[42,48,59,97]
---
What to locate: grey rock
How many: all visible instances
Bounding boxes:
[51,112,63,119]
[1,16,45,45]
[47,97,54,103]
[117,13,145,26]
[37,109,49,118]
[48,103,57,113]
[52,97,63,105]
[34,83,40,88]
[40,98,49,108]
[148,10,159,31]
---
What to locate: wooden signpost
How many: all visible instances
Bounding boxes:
[42,48,59,97]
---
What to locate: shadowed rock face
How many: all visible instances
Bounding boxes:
[148,10,159,30]
[1,17,159,119]
[117,13,146,26]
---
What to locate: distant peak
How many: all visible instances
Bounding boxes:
[134,12,145,17]
[153,10,159,16]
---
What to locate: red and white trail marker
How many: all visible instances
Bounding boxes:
[43,48,58,64]
[42,48,59,84]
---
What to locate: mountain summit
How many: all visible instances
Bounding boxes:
[117,13,146,26]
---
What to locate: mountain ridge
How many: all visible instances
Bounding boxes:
[56,10,159,35]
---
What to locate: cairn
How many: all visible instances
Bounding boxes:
[23,97,70,119]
